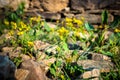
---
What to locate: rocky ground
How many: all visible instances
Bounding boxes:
[0,0,120,80]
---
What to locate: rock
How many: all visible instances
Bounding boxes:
[77,60,114,72]
[0,0,29,11]
[87,53,111,61]
[40,0,69,13]
[40,12,61,20]
[38,57,56,73]
[75,13,114,24]
[81,69,100,79]
[47,22,57,28]
[21,60,47,80]
[63,13,75,18]
[34,40,50,52]
[21,54,35,61]
[15,69,30,80]
[71,0,115,11]
[0,55,16,80]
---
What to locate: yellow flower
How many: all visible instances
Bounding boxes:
[51,28,55,32]
[66,22,73,27]
[114,28,120,33]
[28,41,34,47]
[57,27,69,36]
[4,20,9,26]
[19,21,27,29]
[11,22,17,29]
[8,30,14,35]
[30,16,41,22]
[17,31,24,35]
[60,75,65,80]
[65,17,72,22]
[74,31,80,37]
[73,18,83,25]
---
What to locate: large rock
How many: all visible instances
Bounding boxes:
[21,60,47,80]
[15,69,30,80]
[77,60,114,72]
[0,0,29,10]
[0,55,16,80]
[75,13,114,24]
[71,0,115,11]
[40,0,69,13]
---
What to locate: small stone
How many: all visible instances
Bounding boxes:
[81,69,100,79]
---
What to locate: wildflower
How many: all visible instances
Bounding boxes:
[11,22,17,29]
[74,31,80,37]
[65,17,72,22]
[17,31,24,36]
[114,28,120,33]
[19,21,27,29]
[60,75,65,80]
[4,20,9,26]
[57,27,69,36]
[66,22,73,27]
[73,18,83,25]
[8,30,14,35]
[28,41,34,47]
[30,16,41,22]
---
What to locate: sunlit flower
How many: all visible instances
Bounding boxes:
[28,41,34,47]
[19,21,27,29]
[8,30,14,35]
[60,75,65,80]
[11,22,17,29]
[17,31,24,35]
[57,27,69,36]
[66,23,73,27]
[30,16,41,22]
[4,20,9,26]
[74,31,80,37]
[57,27,69,40]
[73,18,83,25]
[114,28,120,33]
[65,17,72,22]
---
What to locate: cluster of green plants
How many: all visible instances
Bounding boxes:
[0,3,120,80]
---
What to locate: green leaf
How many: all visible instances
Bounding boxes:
[62,42,69,50]
[56,60,62,67]
[100,50,113,57]
[50,68,56,76]
[110,18,120,28]
[85,22,94,31]
[102,10,108,24]
[44,21,51,32]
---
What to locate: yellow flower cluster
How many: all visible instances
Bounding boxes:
[114,28,120,33]
[4,20,9,26]
[57,27,69,40]
[30,16,41,22]
[8,21,31,36]
[11,22,17,29]
[27,41,34,47]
